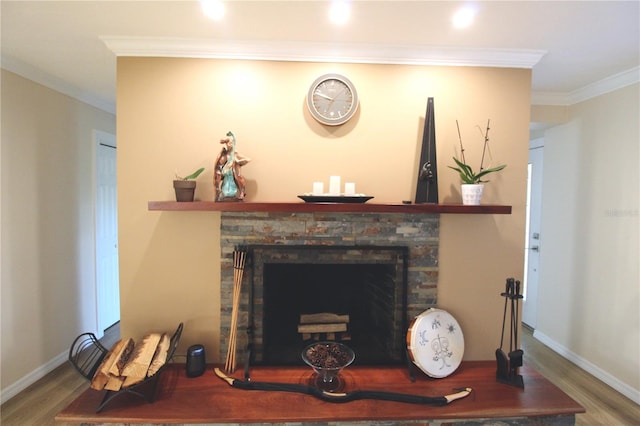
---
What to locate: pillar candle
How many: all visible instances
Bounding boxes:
[329,176,341,195]
[344,182,356,195]
[312,182,324,195]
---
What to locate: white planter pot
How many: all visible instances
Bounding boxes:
[461,184,484,205]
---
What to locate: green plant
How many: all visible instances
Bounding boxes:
[448,119,506,184]
[175,167,205,181]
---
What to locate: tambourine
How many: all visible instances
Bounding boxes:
[406,308,465,378]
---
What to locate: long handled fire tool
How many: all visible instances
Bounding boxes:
[496,277,524,388]
[214,368,472,406]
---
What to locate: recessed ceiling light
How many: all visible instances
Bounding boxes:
[452,6,477,29]
[201,0,225,21]
[329,0,351,25]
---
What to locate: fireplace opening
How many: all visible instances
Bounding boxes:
[249,246,408,366]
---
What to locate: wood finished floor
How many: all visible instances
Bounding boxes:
[1,326,638,425]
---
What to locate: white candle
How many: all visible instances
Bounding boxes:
[329,176,341,195]
[312,182,324,195]
[344,182,356,195]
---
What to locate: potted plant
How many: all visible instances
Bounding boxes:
[173,167,205,202]
[448,119,506,205]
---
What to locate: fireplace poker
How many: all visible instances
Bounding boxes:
[214,368,472,406]
[508,280,524,375]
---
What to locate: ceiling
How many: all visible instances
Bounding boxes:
[1,1,639,115]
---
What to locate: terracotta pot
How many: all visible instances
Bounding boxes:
[173,180,197,202]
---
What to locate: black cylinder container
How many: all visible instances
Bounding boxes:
[186,344,206,377]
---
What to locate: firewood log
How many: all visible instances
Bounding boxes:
[121,333,162,378]
[299,313,350,324]
[122,333,168,388]
[297,323,347,333]
[107,338,134,377]
[104,375,124,391]
[90,339,131,390]
[122,373,144,388]
[147,333,170,377]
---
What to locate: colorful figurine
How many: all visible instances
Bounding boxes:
[214,131,251,201]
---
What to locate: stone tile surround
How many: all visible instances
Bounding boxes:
[219,211,439,363]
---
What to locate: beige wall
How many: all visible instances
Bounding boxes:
[536,83,639,399]
[1,69,116,395]
[531,104,569,125]
[118,57,530,360]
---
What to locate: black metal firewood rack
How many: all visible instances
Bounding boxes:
[68,322,183,413]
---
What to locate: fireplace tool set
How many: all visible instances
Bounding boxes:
[496,277,525,388]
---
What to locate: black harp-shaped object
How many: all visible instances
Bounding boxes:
[414,98,439,204]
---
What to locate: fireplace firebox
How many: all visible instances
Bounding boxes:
[247,245,408,366]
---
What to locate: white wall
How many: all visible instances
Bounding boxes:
[535,83,639,403]
[0,69,116,402]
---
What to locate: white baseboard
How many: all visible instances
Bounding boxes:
[533,330,640,405]
[0,350,68,405]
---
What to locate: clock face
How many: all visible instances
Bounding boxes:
[306,74,358,126]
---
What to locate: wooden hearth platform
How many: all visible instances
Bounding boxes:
[56,361,584,425]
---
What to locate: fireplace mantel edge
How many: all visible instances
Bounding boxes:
[148,201,511,214]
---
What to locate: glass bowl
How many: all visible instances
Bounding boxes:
[301,341,355,392]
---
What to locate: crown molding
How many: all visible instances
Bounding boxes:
[569,66,640,104]
[532,66,640,106]
[7,36,636,114]
[1,54,116,114]
[101,36,546,69]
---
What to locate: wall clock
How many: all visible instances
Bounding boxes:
[306,73,358,126]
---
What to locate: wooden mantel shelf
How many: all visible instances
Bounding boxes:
[148,201,512,215]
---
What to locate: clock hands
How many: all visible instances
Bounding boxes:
[315,92,333,101]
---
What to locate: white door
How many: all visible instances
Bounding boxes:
[95,131,120,334]
[522,140,543,328]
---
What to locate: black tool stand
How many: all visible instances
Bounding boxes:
[496,278,525,388]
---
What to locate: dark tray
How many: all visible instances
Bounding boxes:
[298,195,374,203]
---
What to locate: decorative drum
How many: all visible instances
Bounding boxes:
[407,308,465,378]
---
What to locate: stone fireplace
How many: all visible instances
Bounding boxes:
[219,211,439,366]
